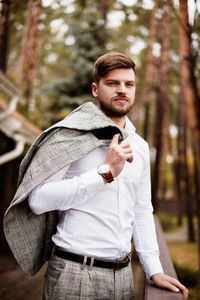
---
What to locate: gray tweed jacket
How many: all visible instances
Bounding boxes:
[3,102,128,275]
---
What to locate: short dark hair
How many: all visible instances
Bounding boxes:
[93,52,136,83]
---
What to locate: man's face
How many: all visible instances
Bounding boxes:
[92,68,135,119]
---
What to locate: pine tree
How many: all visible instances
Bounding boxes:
[0,0,11,72]
[18,0,41,102]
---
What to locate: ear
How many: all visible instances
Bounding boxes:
[92,82,98,97]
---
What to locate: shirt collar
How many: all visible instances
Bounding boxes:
[124,117,136,135]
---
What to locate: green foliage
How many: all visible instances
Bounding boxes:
[174,263,199,287]
[5,0,200,134]
[158,213,180,232]
[175,263,200,300]
[189,283,200,300]
[39,0,109,126]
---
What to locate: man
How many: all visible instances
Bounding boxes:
[4,52,188,299]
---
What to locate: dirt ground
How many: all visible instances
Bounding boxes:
[0,254,46,300]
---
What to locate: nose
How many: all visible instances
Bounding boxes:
[116,83,126,95]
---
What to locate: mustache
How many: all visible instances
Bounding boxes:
[112,96,130,101]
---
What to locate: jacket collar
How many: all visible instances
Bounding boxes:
[50,102,128,141]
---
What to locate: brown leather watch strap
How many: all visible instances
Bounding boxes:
[102,171,114,183]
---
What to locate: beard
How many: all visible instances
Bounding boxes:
[99,99,133,118]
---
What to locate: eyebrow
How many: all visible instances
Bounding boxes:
[105,79,135,83]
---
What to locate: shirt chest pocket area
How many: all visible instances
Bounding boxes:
[119,152,144,188]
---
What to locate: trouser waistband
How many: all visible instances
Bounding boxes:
[54,247,130,270]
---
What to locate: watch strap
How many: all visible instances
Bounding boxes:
[102,171,114,183]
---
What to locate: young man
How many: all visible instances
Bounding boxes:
[4,52,188,299]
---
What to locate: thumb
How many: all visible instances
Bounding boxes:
[111,133,120,145]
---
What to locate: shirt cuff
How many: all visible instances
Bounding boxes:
[80,168,105,198]
[141,256,164,279]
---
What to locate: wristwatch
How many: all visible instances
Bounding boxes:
[98,164,114,183]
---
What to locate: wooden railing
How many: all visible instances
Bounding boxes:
[144,216,183,300]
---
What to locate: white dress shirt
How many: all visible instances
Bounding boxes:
[28,118,163,279]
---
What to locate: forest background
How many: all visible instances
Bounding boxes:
[0,0,200,298]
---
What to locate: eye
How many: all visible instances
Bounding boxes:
[107,81,115,86]
[126,82,134,87]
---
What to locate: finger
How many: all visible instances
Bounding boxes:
[121,148,133,163]
[157,280,180,293]
[120,141,131,149]
[111,133,120,145]
[121,147,132,154]
[182,287,189,300]
[171,282,188,299]
[167,283,180,293]
[165,277,188,298]
[127,156,133,163]
[124,153,134,163]
[168,277,187,292]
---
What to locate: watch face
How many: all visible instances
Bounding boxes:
[98,164,114,183]
[98,164,110,175]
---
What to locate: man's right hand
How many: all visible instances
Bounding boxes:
[105,134,133,178]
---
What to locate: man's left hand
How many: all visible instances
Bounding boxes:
[151,273,188,300]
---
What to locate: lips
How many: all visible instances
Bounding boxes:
[112,97,129,102]
[113,97,129,104]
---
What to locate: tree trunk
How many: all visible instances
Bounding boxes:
[179,0,200,271]
[18,0,41,103]
[175,93,183,226]
[0,0,11,72]
[177,90,195,241]
[183,119,195,242]
[99,0,109,22]
[152,0,171,211]
[142,0,159,141]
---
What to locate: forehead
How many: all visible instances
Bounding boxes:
[102,68,135,81]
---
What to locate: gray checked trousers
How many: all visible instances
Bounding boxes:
[42,254,135,300]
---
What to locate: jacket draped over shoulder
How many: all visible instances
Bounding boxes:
[3,102,128,275]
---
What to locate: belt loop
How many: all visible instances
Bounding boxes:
[81,255,87,270]
[89,257,94,270]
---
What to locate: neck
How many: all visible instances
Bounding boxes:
[110,116,126,128]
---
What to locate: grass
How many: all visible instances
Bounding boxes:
[167,241,198,271]
[157,213,200,298]
[158,212,180,232]
[167,241,200,300]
